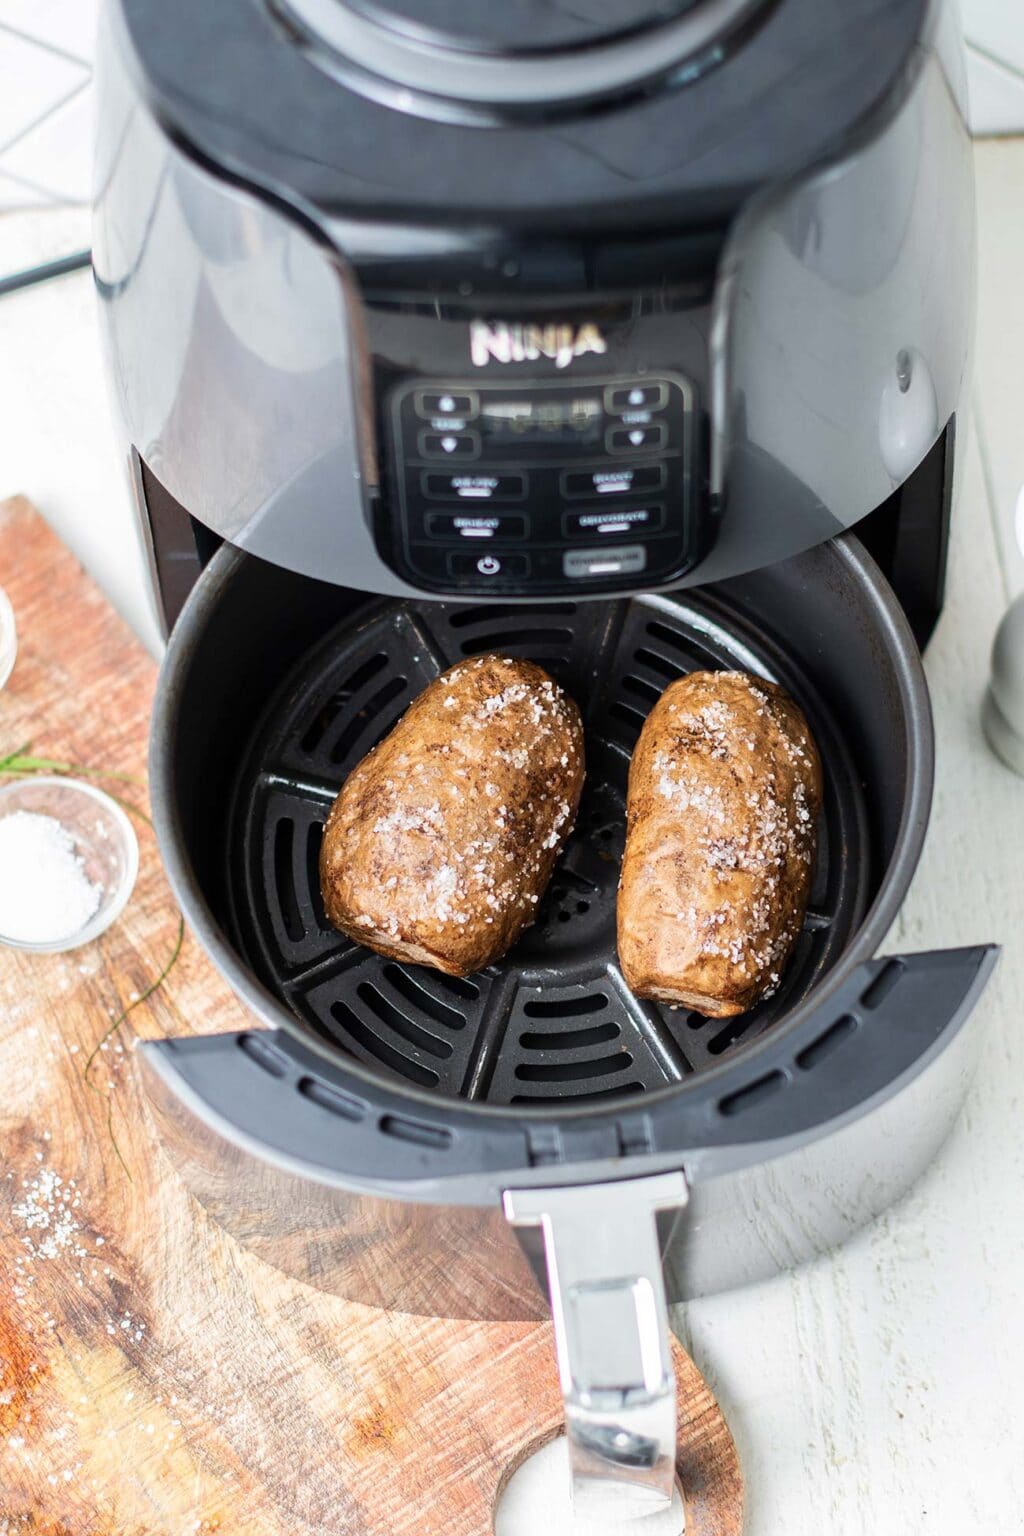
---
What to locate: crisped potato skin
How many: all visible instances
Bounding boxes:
[618,671,822,1018]
[319,654,584,977]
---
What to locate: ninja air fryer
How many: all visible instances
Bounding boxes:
[93,0,996,1515]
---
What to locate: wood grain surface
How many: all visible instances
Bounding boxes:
[0,498,742,1536]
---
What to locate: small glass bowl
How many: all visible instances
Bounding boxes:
[0,584,16,691]
[0,776,139,953]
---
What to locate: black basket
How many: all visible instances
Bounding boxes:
[225,588,871,1105]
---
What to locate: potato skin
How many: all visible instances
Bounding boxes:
[617,671,822,1018]
[319,654,584,977]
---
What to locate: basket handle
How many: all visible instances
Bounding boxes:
[503,1170,688,1521]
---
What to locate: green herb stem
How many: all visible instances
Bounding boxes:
[84,915,185,1081]
[0,744,152,826]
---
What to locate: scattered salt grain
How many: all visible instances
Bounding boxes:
[0,811,102,944]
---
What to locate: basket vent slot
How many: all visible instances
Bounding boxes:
[633,645,684,682]
[238,1033,289,1078]
[512,1081,646,1105]
[621,673,663,708]
[719,1069,787,1118]
[329,675,407,764]
[380,1114,451,1149]
[861,959,904,1010]
[515,1051,633,1084]
[608,699,646,737]
[459,628,574,656]
[523,992,608,1019]
[448,603,576,629]
[432,972,481,1001]
[300,652,388,754]
[356,982,453,1059]
[383,965,469,1030]
[305,821,328,930]
[273,819,303,942]
[519,1022,619,1051]
[644,619,719,666]
[328,999,440,1087]
[796,1014,857,1071]
[706,1015,761,1056]
[298,1075,366,1120]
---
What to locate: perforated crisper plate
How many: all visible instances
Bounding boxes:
[225,593,871,1106]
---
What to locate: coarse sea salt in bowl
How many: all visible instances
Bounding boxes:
[0,776,139,953]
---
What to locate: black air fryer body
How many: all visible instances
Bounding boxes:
[96,0,972,640]
[93,0,994,1514]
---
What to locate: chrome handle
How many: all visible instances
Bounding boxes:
[504,1170,688,1521]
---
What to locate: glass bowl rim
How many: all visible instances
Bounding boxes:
[0,774,140,952]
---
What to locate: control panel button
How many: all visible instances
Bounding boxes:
[563,545,647,580]
[605,382,668,414]
[416,390,478,419]
[564,506,664,538]
[422,471,527,501]
[419,429,481,460]
[386,373,694,593]
[606,423,666,454]
[561,464,665,499]
[425,513,528,540]
[447,551,530,580]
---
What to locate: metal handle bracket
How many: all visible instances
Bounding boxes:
[504,1170,688,1519]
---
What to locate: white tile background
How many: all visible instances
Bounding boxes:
[962,0,1024,131]
[0,0,94,211]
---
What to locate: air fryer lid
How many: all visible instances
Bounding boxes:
[145,533,995,1189]
[279,0,766,112]
[343,0,703,53]
[118,0,934,229]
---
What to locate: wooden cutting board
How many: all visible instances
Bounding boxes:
[0,497,743,1536]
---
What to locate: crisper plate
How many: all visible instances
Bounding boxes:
[225,592,871,1106]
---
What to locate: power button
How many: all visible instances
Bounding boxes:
[447,551,530,581]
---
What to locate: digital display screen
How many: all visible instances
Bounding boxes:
[478,396,604,447]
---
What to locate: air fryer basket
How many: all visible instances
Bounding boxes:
[224,585,871,1105]
[144,528,999,1326]
[151,527,945,1139]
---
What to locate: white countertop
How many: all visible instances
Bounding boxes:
[2,140,1024,1536]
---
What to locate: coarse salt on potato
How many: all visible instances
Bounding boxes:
[617,670,822,1017]
[319,653,584,977]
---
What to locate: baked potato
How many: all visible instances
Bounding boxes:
[617,670,822,1017]
[319,654,584,976]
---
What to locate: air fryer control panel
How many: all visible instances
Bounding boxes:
[382,373,695,594]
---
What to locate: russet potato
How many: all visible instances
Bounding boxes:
[320,654,584,977]
[618,670,822,1017]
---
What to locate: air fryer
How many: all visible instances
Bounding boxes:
[93,0,994,1515]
